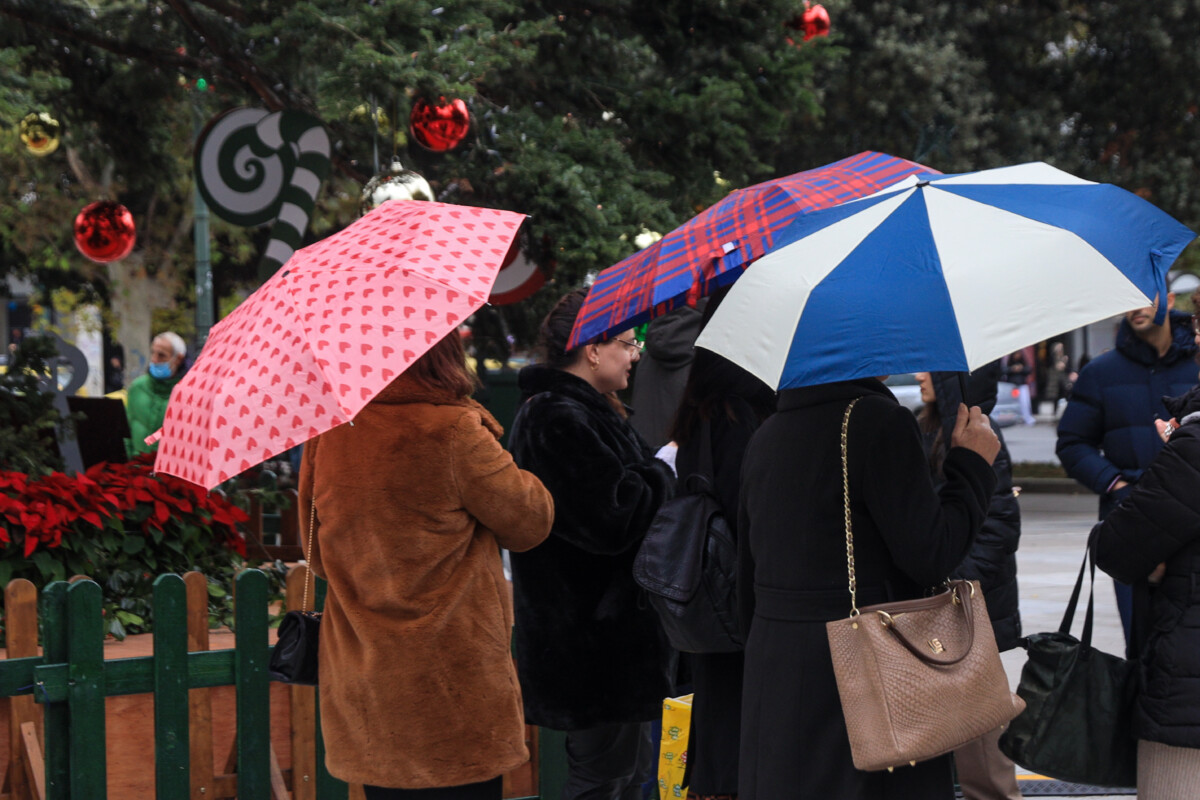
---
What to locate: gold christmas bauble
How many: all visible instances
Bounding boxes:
[20,111,61,156]
[349,104,391,134]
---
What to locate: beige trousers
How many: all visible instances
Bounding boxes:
[953,727,1022,800]
[1138,739,1200,800]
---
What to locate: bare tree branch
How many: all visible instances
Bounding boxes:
[64,147,102,197]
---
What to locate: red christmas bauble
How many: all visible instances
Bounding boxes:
[802,3,831,40]
[409,97,471,152]
[73,202,136,263]
[784,2,831,44]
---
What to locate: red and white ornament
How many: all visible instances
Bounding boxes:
[489,248,546,306]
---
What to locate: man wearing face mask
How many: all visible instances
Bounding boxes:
[125,331,188,457]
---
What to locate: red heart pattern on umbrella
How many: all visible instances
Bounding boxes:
[153,200,525,488]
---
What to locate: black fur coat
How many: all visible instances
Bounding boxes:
[507,364,676,730]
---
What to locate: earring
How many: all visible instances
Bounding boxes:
[590,359,599,371]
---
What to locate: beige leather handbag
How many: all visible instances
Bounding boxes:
[825,398,1024,773]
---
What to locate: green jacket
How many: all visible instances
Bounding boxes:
[125,370,185,457]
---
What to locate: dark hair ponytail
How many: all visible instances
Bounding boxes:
[537,288,589,368]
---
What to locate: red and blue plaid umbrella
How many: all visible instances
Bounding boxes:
[567,151,938,349]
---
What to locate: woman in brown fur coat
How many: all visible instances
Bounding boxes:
[299,331,554,800]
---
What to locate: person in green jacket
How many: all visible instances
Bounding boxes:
[125,331,187,457]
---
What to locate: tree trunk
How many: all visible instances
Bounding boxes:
[106,253,176,387]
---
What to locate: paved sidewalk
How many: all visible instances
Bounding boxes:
[1004,492,1134,798]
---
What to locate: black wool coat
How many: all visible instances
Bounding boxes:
[930,369,1022,651]
[737,380,996,800]
[675,395,763,795]
[1092,402,1200,748]
[507,364,676,730]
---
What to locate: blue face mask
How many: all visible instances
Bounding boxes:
[148,362,173,380]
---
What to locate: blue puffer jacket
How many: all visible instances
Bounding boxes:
[1056,311,1199,517]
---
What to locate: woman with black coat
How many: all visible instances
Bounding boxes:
[507,288,677,800]
[736,377,1000,800]
[667,308,776,800]
[916,367,1023,800]
[1092,374,1200,798]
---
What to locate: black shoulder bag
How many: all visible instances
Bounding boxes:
[633,420,742,653]
[268,502,322,685]
[998,540,1137,787]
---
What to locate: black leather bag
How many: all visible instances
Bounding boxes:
[999,543,1138,788]
[269,502,322,685]
[269,609,322,685]
[633,421,741,653]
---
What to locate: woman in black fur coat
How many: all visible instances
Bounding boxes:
[507,288,677,800]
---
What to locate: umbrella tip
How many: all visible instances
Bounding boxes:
[916,180,931,188]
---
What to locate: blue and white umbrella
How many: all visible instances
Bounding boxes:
[695,162,1197,390]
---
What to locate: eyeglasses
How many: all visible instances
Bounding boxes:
[613,337,645,354]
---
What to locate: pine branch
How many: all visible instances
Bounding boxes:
[188,0,246,24]
[0,0,208,74]
[162,0,289,111]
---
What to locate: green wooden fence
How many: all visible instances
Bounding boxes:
[0,570,568,799]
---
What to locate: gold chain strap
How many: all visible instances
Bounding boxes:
[842,398,862,617]
[302,501,316,612]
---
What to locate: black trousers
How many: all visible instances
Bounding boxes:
[562,721,655,800]
[363,776,502,800]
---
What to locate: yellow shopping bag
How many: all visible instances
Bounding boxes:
[658,693,693,799]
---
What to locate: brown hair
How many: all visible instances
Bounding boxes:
[537,287,589,368]
[406,330,480,398]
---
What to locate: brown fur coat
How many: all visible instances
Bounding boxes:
[299,373,553,789]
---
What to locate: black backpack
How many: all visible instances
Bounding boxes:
[633,421,742,653]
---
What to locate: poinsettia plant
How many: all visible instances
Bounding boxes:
[0,454,288,642]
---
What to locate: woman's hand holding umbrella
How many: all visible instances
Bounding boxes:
[951,404,1000,465]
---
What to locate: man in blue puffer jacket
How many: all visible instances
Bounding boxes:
[1056,295,1199,648]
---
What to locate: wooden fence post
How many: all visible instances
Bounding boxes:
[184,571,216,800]
[234,570,271,799]
[39,583,68,800]
[4,579,41,800]
[286,566,317,800]
[65,581,105,797]
[153,574,190,799]
[537,729,568,800]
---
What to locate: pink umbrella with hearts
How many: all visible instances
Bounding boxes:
[151,200,526,489]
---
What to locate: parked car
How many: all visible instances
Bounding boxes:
[885,373,924,414]
[991,381,1021,428]
[885,373,1021,429]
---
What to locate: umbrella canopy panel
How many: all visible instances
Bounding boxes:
[568,151,936,349]
[697,162,1196,390]
[154,201,525,488]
